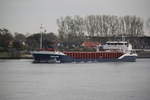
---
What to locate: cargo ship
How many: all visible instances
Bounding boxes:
[31,41,137,63]
[31,25,137,63]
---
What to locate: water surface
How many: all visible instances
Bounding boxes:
[0,59,150,100]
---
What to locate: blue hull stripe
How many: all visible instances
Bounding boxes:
[32,53,136,63]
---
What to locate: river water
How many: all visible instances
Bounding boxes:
[0,59,150,100]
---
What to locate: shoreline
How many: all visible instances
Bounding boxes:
[0,56,150,60]
[0,57,33,59]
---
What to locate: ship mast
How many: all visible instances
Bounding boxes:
[40,24,43,49]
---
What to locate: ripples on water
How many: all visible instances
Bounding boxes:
[0,59,150,100]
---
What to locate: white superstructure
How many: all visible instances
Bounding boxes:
[102,41,132,53]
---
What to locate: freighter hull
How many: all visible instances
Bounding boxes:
[32,51,137,63]
[57,55,136,63]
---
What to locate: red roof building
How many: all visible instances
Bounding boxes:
[81,41,101,48]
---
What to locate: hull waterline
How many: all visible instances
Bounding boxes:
[31,52,137,63]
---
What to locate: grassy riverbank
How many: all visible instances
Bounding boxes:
[0,52,32,59]
[136,50,150,58]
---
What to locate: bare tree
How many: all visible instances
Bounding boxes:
[57,15,144,38]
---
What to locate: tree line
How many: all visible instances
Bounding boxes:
[0,28,58,53]
[57,15,144,40]
[0,15,146,53]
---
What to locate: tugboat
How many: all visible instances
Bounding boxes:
[31,25,137,63]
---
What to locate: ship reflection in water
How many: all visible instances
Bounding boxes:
[0,59,150,100]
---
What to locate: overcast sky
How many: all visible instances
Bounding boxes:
[0,0,150,34]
